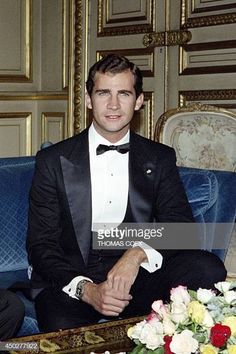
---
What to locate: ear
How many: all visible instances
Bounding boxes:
[134,93,144,111]
[85,91,92,109]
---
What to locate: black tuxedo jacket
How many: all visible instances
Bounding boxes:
[26,128,193,289]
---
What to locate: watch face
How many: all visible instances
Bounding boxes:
[76,280,87,299]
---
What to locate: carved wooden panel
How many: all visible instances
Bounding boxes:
[179,90,236,110]
[0,112,32,157]
[41,112,66,145]
[181,0,236,28]
[0,0,31,82]
[131,92,154,139]
[97,48,154,77]
[98,0,155,36]
[180,42,236,75]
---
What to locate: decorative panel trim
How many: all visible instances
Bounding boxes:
[131,92,154,139]
[191,0,236,14]
[62,0,70,90]
[0,112,32,155]
[181,0,236,28]
[0,93,68,101]
[180,42,236,75]
[0,0,32,82]
[179,90,236,109]
[98,0,156,36]
[97,48,154,77]
[41,112,66,144]
[74,0,84,134]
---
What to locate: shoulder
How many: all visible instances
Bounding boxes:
[130,131,176,159]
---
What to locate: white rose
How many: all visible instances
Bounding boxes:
[170,329,199,354]
[139,323,156,345]
[214,281,231,293]
[145,331,164,351]
[170,285,191,305]
[202,309,214,328]
[197,288,215,304]
[224,290,236,304]
[148,317,164,334]
[163,317,176,335]
[171,303,188,324]
[128,320,146,339]
[152,300,169,318]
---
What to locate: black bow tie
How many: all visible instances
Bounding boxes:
[96,143,130,155]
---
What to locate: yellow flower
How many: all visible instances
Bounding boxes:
[222,316,236,336]
[200,344,218,354]
[228,345,236,354]
[188,301,205,324]
[127,326,134,338]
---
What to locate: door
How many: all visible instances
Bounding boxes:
[73,0,236,139]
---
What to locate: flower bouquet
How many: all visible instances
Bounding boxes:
[128,281,236,354]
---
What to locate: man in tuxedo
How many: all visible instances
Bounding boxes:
[27,54,226,332]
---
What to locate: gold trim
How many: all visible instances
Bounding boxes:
[179,90,236,107]
[0,93,68,101]
[154,102,236,143]
[0,0,32,83]
[98,0,156,36]
[0,112,32,155]
[143,30,192,47]
[180,42,236,75]
[74,0,83,134]
[41,112,66,143]
[62,0,69,90]
[181,0,236,28]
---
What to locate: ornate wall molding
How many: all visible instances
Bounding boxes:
[143,30,192,47]
[179,90,236,108]
[98,0,155,36]
[0,0,32,82]
[0,112,32,156]
[97,48,155,77]
[0,93,68,101]
[74,0,83,134]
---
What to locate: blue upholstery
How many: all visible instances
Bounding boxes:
[0,156,235,337]
[0,156,39,336]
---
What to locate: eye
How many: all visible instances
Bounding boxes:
[119,91,130,97]
[96,91,110,96]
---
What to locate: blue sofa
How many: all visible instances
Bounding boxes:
[0,156,235,337]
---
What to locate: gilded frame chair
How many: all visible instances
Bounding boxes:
[154,103,236,278]
[154,102,236,172]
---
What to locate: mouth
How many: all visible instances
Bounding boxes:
[105,115,121,119]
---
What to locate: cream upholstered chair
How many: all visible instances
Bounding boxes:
[154,103,236,172]
[154,103,236,277]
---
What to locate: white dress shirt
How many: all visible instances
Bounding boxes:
[63,124,163,299]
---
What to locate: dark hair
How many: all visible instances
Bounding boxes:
[86,54,143,98]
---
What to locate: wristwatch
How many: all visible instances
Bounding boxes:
[75,279,89,300]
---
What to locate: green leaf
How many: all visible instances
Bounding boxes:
[188,290,197,300]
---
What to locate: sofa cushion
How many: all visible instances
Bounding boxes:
[178,167,218,221]
[0,157,35,272]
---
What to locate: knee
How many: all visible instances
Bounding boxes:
[196,250,227,286]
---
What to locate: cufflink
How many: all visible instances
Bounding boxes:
[146,169,152,175]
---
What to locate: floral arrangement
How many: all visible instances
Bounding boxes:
[127,281,236,354]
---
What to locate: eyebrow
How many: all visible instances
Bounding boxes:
[94,89,134,95]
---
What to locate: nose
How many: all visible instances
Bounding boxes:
[107,94,120,110]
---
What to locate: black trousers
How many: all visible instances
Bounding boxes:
[0,289,24,340]
[35,250,227,333]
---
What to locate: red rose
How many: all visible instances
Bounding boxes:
[164,335,173,354]
[210,323,231,348]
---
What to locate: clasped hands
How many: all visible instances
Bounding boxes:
[82,247,147,316]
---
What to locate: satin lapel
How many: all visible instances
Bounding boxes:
[128,132,156,222]
[60,131,91,265]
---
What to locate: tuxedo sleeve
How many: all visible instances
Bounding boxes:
[26,150,80,287]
